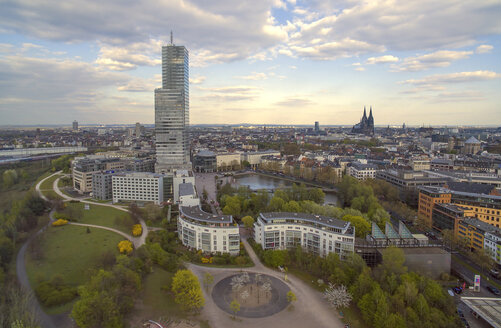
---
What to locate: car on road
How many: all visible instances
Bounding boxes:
[453,287,463,294]
[487,286,501,296]
[490,269,500,278]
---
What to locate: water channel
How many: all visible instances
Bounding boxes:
[232,173,339,206]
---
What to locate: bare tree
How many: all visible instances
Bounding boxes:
[323,283,352,309]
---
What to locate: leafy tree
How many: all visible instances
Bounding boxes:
[71,288,122,328]
[171,269,205,313]
[230,299,240,318]
[222,195,241,217]
[342,215,371,238]
[241,216,255,229]
[283,200,301,213]
[2,169,18,188]
[263,250,289,268]
[203,272,214,291]
[287,290,297,303]
[267,196,285,212]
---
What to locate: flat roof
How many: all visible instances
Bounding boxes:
[179,183,195,197]
[259,212,349,230]
[461,297,501,328]
[180,205,233,224]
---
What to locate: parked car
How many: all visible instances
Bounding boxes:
[453,287,463,294]
[487,286,501,296]
[490,269,500,278]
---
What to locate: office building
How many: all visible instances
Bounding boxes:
[155,37,190,173]
[92,171,115,200]
[72,120,78,130]
[112,172,165,205]
[254,212,355,259]
[315,121,320,133]
[348,162,378,180]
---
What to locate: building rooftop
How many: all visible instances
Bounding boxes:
[435,202,467,214]
[461,218,501,235]
[446,181,496,195]
[196,150,216,157]
[259,212,350,230]
[180,205,233,224]
[465,136,481,144]
[179,183,195,197]
[461,297,501,328]
[113,171,164,178]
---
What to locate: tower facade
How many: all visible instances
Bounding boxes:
[155,40,190,173]
[351,106,375,135]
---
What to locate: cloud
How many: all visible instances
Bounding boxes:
[391,50,473,72]
[0,54,139,123]
[96,40,162,71]
[189,75,206,84]
[285,0,501,60]
[401,70,500,86]
[235,72,268,80]
[365,55,399,65]
[0,0,288,65]
[476,44,494,54]
[289,38,385,60]
[196,85,261,102]
[274,97,314,107]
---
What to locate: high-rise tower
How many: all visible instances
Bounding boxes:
[155,35,190,173]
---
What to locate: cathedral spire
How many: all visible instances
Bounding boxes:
[363,106,367,119]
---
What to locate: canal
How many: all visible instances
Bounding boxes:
[231,173,339,206]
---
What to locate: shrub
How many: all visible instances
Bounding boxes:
[132,224,142,237]
[118,240,133,255]
[53,212,70,221]
[52,219,68,226]
[35,278,78,307]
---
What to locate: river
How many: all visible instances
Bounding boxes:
[232,173,339,206]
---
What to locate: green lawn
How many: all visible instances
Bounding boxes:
[39,174,62,199]
[65,202,133,234]
[25,225,124,313]
[140,267,182,318]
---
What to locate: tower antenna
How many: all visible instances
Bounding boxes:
[170,31,173,45]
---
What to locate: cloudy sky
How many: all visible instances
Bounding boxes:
[0,0,500,126]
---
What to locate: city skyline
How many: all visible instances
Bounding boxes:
[0,0,500,126]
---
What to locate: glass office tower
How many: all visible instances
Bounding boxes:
[155,42,190,173]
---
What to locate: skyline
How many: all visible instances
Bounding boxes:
[0,0,501,126]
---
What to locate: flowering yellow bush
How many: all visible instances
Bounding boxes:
[118,240,133,254]
[52,219,68,226]
[132,224,142,236]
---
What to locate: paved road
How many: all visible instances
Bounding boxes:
[187,238,345,328]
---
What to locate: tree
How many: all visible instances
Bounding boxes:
[263,250,289,268]
[287,290,297,304]
[342,215,371,238]
[230,299,240,318]
[2,169,18,188]
[323,283,352,309]
[171,269,205,313]
[222,195,241,217]
[241,216,255,229]
[203,272,214,291]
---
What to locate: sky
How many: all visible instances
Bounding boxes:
[0,0,500,127]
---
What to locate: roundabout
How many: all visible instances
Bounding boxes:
[211,272,290,318]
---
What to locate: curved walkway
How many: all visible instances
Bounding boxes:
[35,171,62,202]
[52,177,148,247]
[187,239,344,328]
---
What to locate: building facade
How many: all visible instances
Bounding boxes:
[351,106,374,136]
[155,41,190,173]
[348,162,378,180]
[92,171,115,200]
[112,172,164,205]
[178,205,240,254]
[254,212,355,259]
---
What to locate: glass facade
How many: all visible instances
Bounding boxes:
[155,45,190,173]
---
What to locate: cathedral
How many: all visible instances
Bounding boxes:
[351,106,375,136]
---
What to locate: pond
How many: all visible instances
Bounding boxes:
[232,173,338,206]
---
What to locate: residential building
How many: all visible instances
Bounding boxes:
[155,39,190,173]
[173,170,195,203]
[411,159,431,171]
[112,172,164,205]
[72,157,125,193]
[485,230,501,265]
[178,205,240,254]
[254,212,355,259]
[418,186,452,227]
[457,218,492,252]
[348,162,377,180]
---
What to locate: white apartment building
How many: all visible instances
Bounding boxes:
[254,212,355,259]
[484,231,501,265]
[178,205,240,254]
[348,162,378,180]
[112,172,164,205]
[173,170,195,203]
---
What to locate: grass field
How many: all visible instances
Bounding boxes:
[65,202,133,234]
[39,173,62,199]
[25,224,123,287]
[135,267,182,320]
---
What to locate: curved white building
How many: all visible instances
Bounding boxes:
[254,212,355,259]
[178,205,240,255]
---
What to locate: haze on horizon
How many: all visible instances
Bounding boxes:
[0,0,500,126]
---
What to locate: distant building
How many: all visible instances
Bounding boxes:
[72,120,78,130]
[314,121,320,133]
[464,136,481,155]
[193,150,217,173]
[135,122,142,137]
[351,106,374,136]
[348,162,378,180]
